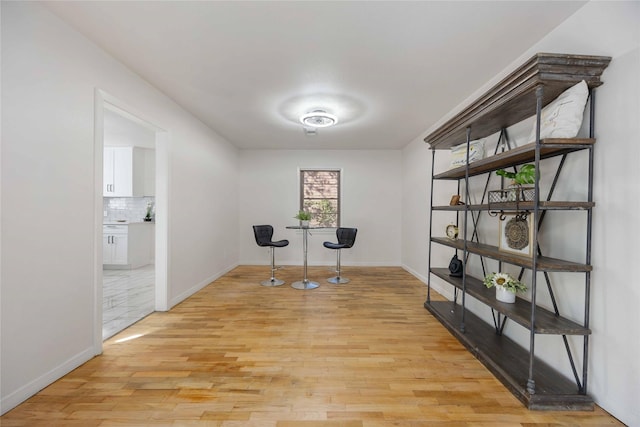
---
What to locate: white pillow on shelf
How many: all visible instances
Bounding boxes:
[529,80,589,142]
[450,139,485,168]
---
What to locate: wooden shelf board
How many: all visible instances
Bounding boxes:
[424,53,611,149]
[433,140,594,180]
[424,300,593,410]
[432,201,594,211]
[430,268,590,335]
[431,237,591,272]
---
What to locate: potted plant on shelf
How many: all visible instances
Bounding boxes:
[495,164,536,202]
[144,201,154,222]
[483,272,528,303]
[294,210,312,227]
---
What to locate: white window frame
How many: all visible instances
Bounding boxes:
[298,168,343,229]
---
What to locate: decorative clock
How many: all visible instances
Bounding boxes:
[446,224,459,240]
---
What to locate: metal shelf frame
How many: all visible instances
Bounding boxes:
[423,53,610,410]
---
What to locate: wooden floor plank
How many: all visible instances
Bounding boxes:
[0,266,623,426]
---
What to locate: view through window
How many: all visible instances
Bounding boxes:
[300,169,340,227]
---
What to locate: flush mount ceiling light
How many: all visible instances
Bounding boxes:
[299,110,338,128]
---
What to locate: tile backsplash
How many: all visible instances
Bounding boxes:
[104,197,155,222]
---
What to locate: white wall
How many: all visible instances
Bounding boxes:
[401,2,640,425]
[401,140,431,281]
[0,2,239,413]
[239,149,402,267]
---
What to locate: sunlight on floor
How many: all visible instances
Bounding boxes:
[102,264,154,340]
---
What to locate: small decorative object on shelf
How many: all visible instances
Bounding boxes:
[496,164,536,186]
[144,201,154,222]
[448,254,463,277]
[488,165,537,217]
[489,186,535,204]
[294,210,312,227]
[483,272,528,303]
[449,138,485,168]
[498,213,534,257]
[446,224,459,240]
[490,164,537,204]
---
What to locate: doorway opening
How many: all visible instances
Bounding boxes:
[94,90,170,350]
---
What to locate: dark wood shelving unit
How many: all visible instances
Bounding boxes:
[423,53,610,410]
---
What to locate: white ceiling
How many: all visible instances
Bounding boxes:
[44,1,586,150]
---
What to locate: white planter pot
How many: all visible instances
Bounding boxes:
[495,285,516,303]
[300,220,310,227]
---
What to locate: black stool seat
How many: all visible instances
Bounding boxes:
[260,239,289,248]
[323,241,349,250]
[253,225,289,286]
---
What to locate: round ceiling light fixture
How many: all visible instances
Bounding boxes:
[299,110,338,128]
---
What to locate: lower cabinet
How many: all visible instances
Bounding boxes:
[103,223,154,269]
[103,226,128,265]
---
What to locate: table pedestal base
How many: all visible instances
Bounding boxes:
[291,280,319,290]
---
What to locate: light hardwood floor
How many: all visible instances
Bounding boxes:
[1,266,622,426]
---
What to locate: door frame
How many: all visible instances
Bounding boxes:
[93,89,171,354]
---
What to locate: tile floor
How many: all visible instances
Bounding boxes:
[102,264,155,340]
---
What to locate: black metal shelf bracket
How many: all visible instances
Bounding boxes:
[491,309,508,335]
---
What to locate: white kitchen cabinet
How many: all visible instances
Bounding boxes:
[103,225,129,265]
[143,148,155,197]
[103,223,154,269]
[103,146,146,197]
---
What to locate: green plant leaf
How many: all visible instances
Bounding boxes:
[496,169,516,179]
[496,164,536,185]
[515,164,536,185]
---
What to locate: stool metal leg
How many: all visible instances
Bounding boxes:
[328,249,349,284]
[261,247,285,286]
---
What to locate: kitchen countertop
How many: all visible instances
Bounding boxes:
[103,221,155,225]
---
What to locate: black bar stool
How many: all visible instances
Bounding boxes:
[253,225,289,286]
[323,227,357,284]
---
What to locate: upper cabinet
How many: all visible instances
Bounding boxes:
[143,148,155,197]
[103,146,155,197]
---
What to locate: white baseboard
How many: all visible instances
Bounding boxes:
[0,347,95,415]
[401,264,455,301]
[243,260,402,267]
[168,262,238,309]
[401,264,427,284]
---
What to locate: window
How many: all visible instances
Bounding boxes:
[300,169,340,227]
